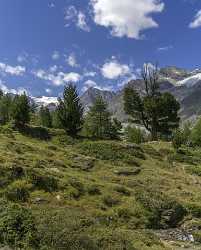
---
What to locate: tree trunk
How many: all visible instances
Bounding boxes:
[151,130,158,141]
[151,119,158,141]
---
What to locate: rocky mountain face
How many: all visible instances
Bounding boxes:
[80,66,201,122]
[33,66,201,123]
[80,87,116,112]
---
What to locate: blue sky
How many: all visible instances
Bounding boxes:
[0,0,201,97]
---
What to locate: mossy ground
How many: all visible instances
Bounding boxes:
[1,127,201,249]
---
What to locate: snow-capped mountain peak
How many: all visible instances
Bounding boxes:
[177,73,201,88]
[31,96,58,106]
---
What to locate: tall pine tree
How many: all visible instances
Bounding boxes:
[84,96,121,139]
[39,106,52,128]
[12,92,31,127]
[0,93,13,125]
[57,83,84,137]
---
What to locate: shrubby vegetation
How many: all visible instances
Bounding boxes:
[124,125,145,144]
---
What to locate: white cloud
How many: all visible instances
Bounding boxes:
[117,74,137,88]
[0,62,26,76]
[84,71,97,77]
[52,51,60,60]
[17,52,29,63]
[90,0,164,39]
[64,6,90,32]
[77,12,90,32]
[45,88,52,94]
[33,69,81,86]
[101,59,131,79]
[63,72,81,82]
[49,65,58,73]
[0,80,27,95]
[157,45,173,51]
[66,53,78,67]
[82,79,113,92]
[64,6,77,25]
[189,10,201,28]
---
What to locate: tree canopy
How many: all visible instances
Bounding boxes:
[57,83,84,137]
[124,64,180,140]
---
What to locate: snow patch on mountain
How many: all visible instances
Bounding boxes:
[32,96,58,106]
[177,73,201,87]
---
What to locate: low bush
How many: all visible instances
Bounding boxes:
[103,195,120,207]
[87,184,101,195]
[124,125,145,144]
[136,190,186,229]
[30,172,58,192]
[172,129,186,150]
[36,209,98,250]
[18,125,51,140]
[77,141,145,162]
[114,185,131,196]
[10,165,24,179]
[187,165,201,176]
[186,203,201,218]
[5,180,31,202]
[70,179,85,194]
[0,202,38,249]
[193,231,201,243]
[117,207,133,220]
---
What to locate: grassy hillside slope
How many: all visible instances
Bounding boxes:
[0,126,201,249]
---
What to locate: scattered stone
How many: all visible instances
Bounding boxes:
[50,167,60,173]
[71,156,95,171]
[56,195,61,201]
[156,229,195,243]
[34,197,47,204]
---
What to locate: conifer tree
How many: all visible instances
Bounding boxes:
[57,83,84,136]
[0,93,13,124]
[39,106,52,128]
[124,64,180,140]
[84,96,121,139]
[12,92,31,127]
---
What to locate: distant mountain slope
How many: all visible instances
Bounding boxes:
[31,66,201,122]
[80,87,116,111]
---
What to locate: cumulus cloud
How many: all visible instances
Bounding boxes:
[49,65,58,73]
[0,62,26,76]
[33,69,81,86]
[90,0,164,39]
[101,59,132,79]
[64,6,90,32]
[82,79,113,92]
[189,10,201,28]
[77,12,91,32]
[0,80,27,95]
[84,71,97,77]
[66,53,79,67]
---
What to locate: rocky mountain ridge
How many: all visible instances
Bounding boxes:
[32,66,201,122]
